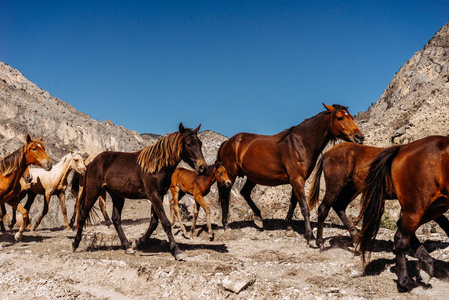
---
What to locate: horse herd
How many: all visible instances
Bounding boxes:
[1,103,449,292]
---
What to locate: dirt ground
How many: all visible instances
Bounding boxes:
[1,198,449,300]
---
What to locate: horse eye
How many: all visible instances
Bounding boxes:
[32,148,37,152]
[337,116,344,121]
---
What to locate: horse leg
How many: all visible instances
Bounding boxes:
[8,200,29,241]
[149,192,184,260]
[240,180,263,228]
[72,187,102,252]
[332,190,359,240]
[132,206,160,249]
[218,180,233,230]
[0,204,6,232]
[31,192,50,231]
[170,188,189,237]
[290,177,314,243]
[316,192,334,251]
[99,189,112,227]
[69,185,83,229]
[408,234,434,286]
[57,192,71,230]
[191,201,199,238]
[393,218,420,292]
[109,193,132,253]
[194,193,214,241]
[9,190,28,230]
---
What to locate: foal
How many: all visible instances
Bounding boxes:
[169,161,231,240]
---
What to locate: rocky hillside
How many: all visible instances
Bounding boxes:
[0,62,153,160]
[357,22,449,146]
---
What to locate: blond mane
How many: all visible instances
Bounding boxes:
[137,131,184,173]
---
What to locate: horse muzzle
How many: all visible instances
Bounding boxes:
[43,161,53,171]
[353,132,365,144]
[196,160,207,175]
[222,180,232,188]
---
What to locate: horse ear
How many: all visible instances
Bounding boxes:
[70,148,74,154]
[322,103,335,112]
[38,137,44,142]
[179,123,185,133]
[26,134,32,145]
[193,124,201,133]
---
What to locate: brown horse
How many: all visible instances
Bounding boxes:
[356,135,449,292]
[308,142,449,251]
[72,124,207,260]
[169,161,231,240]
[0,134,52,241]
[0,167,32,232]
[217,104,364,242]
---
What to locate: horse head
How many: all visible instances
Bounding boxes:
[214,161,232,188]
[179,123,207,175]
[323,103,364,144]
[69,152,87,175]
[24,134,52,171]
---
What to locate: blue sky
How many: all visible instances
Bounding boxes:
[1,1,448,137]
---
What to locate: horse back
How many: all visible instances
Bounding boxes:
[87,151,149,199]
[219,132,288,184]
[392,136,449,201]
[323,142,384,189]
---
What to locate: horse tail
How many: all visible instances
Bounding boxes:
[71,171,80,200]
[307,154,326,210]
[216,141,226,162]
[355,145,402,264]
[76,166,99,228]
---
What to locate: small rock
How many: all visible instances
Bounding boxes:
[222,274,256,294]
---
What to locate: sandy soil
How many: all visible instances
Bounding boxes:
[1,198,449,300]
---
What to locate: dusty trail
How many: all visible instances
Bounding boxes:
[1,199,449,299]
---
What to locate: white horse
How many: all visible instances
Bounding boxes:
[11,151,87,231]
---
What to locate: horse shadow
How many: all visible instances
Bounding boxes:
[0,232,47,246]
[225,218,317,233]
[361,238,449,291]
[136,238,228,255]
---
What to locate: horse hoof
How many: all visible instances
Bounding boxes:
[71,244,78,252]
[125,247,135,255]
[420,270,432,285]
[175,252,186,261]
[131,240,138,250]
[285,229,296,237]
[254,217,264,229]
[14,232,22,241]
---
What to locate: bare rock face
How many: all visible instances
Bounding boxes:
[357,22,449,147]
[0,62,152,159]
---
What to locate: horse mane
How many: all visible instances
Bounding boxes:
[0,146,25,176]
[277,104,349,144]
[137,131,185,173]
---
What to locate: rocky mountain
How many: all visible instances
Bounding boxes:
[357,22,449,146]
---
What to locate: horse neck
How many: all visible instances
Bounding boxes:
[289,113,332,171]
[197,166,217,187]
[51,155,73,185]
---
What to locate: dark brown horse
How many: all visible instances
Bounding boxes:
[356,135,449,292]
[308,142,449,251]
[217,104,364,242]
[72,124,207,260]
[0,134,52,241]
[169,161,231,240]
